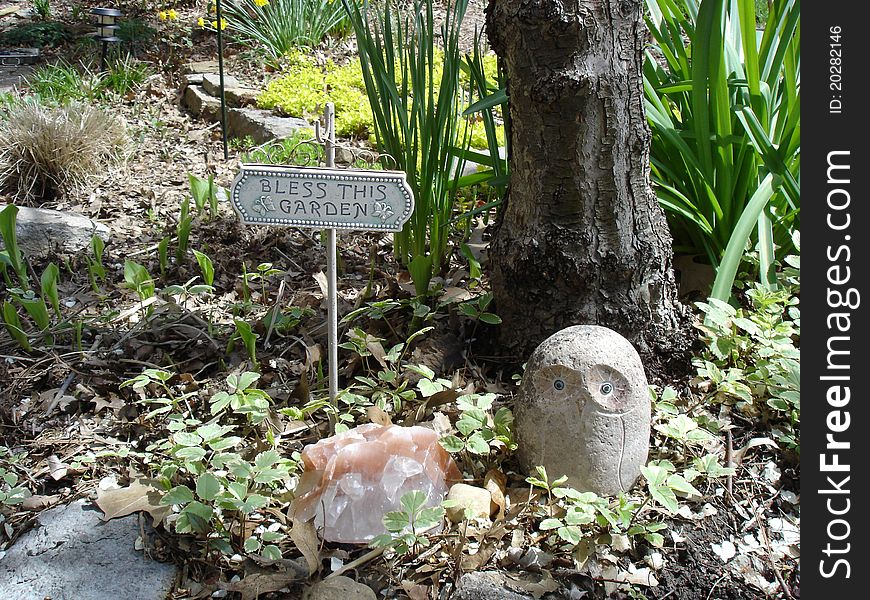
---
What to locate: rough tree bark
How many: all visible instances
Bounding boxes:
[485,0,687,360]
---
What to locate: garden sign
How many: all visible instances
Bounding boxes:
[229,104,414,416]
[230,166,414,232]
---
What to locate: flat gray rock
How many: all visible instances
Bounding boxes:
[0,499,177,600]
[200,73,241,97]
[227,108,311,144]
[183,73,204,86]
[453,572,543,600]
[0,65,33,95]
[2,204,110,259]
[184,60,219,74]
[183,85,221,120]
[224,86,259,109]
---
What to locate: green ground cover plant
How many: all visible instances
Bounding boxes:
[257,51,372,137]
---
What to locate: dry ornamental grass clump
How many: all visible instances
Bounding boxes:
[0,100,128,202]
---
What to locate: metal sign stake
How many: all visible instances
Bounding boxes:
[323,104,340,422]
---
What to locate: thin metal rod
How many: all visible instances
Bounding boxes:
[215,0,229,161]
[324,103,339,418]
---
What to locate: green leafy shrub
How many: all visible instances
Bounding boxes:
[116,18,158,47]
[241,131,321,165]
[0,21,71,47]
[127,369,300,557]
[0,99,128,202]
[24,61,100,103]
[100,55,152,98]
[257,51,372,137]
[693,247,800,450]
[33,0,52,20]
[439,392,515,466]
[643,0,800,298]
[222,0,353,62]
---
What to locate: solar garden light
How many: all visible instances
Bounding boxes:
[91,8,122,71]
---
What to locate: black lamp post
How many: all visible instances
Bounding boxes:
[91,8,122,71]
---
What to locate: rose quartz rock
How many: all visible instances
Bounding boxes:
[293,423,462,543]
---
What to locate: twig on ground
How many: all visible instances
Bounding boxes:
[704,573,728,600]
[725,428,734,501]
[43,372,76,416]
[324,547,385,580]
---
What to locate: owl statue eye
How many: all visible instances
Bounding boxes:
[588,365,631,413]
[532,365,581,398]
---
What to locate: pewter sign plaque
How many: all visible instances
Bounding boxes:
[230,165,415,232]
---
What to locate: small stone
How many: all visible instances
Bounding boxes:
[293,423,461,544]
[183,73,204,86]
[514,325,650,496]
[184,60,219,74]
[183,85,221,120]
[201,73,241,97]
[224,87,259,108]
[2,205,110,259]
[453,572,535,600]
[304,576,376,600]
[226,107,311,145]
[446,483,493,523]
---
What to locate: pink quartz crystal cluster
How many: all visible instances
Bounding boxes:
[293,423,462,543]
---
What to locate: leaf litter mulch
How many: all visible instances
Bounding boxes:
[1,25,798,600]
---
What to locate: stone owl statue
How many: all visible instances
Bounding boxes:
[514,325,650,496]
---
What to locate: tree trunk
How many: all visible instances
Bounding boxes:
[485,0,687,359]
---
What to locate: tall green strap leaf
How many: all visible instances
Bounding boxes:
[711,173,776,300]
[0,204,28,289]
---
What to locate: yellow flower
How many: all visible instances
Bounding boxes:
[254,0,269,6]
[198,16,205,27]
[168,9,178,20]
[158,10,167,20]
[211,18,227,31]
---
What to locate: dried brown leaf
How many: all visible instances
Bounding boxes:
[47,455,69,481]
[312,272,328,298]
[733,437,779,466]
[366,405,392,427]
[22,494,60,511]
[505,572,560,599]
[401,580,429,600]
[290,518,321,577]
[441,287,472,303]
[366,340,388,369]
[483,469,507,521]
[95,479,170,525]
[92,394,125,414]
